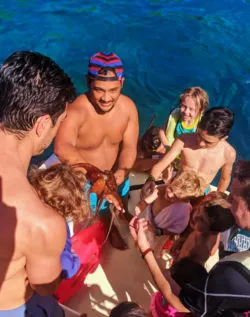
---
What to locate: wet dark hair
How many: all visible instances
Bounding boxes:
[0,51,76,138]
[234,160,250,210]
[205,204,235,232]
[170,257,208,288]
[198,107,234,138]
[110,302,147,317]
[141,126,161,153]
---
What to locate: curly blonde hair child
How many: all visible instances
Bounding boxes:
[29,163,89,223]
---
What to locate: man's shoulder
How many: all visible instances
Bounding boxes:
[6,178,62,225]
[118,94,137,109]
[68,94,89,112]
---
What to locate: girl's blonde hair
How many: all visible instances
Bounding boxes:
[29,163,89,223]
[180,87,209,113]
[168,170,204,200]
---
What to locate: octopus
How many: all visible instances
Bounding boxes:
[72,163,130,250]
[72,163,125,220]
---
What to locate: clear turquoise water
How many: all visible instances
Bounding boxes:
[1,0,250,166]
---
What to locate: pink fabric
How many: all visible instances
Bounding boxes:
[150,291,194,317]
[154,202,191,234]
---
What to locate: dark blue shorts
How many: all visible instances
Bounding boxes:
[0,292,64,316]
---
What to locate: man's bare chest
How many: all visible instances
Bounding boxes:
[77,117,127,149]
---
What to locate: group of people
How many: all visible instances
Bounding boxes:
[0,50,249,317]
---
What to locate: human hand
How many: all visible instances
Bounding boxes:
[144,187,159,204]
[162,164,174,184]
[129,217,151,252]
[114,169,127,186]
[105,194,123,211]
[140,180,155,200]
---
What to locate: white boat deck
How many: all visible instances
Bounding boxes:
[39,156,223,317]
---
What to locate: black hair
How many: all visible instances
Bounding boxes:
[234,160,250,210]
[98,67,117,77]
[205,204,236,232]
[170,257,208,288]
[0,51,76,138]
[141,126,161,153]
[198,107,234,138]
[109,302,147,317]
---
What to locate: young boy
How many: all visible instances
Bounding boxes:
[142,107,236,197]
[136,171,204,237]
[172,192,236,268]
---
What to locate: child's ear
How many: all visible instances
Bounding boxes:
[222,135,228,141]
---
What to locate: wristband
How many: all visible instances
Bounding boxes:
[146,175,156,182]
[141,247,153,259]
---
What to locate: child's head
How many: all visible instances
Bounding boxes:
[164,171,204,202]
[170,257,208,288]
[110,302,148,317]
[197,107,234,149]
[190,191,235,233]
[230,160,250,231]
[179,87,209,123]
[29,163,89,222]
[141,126,165,155]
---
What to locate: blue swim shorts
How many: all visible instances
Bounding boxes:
[204,185,211,195]
[0,292,64,316]
[86,177,130,216]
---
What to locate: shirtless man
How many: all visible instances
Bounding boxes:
[55,52,139,248]
[0,51,76,316]
[141,107,236,198]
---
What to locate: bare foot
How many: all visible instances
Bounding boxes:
[108,225,128,250]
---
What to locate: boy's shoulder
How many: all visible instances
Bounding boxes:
[222,140,236,162]
[178,132,197,145]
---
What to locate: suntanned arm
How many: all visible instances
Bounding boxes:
[144,251,190,312]
[159,127,170,147]
[26,206,67,296]
[150,138,184,180]
[132,157,161,173]
[54,101,87,164]
[115,101,139,185]
[217,148,236,192]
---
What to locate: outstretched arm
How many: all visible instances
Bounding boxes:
[150,138,184,180]
[130,218,190,313]
[140,138,183,199]
[217,148,236,192]
[115,101,139,185]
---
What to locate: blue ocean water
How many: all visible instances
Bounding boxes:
[0,0,250,167]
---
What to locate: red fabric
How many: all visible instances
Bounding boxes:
[161,238,174,251]
[54,221,106,303]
